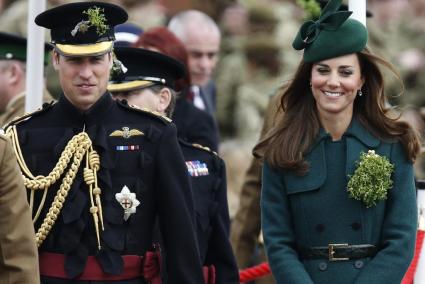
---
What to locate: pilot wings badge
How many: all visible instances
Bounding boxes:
[109,126,144,139]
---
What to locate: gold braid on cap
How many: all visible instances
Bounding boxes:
[5,125,104,249]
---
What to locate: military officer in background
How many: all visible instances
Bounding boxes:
[0,32,54,126]
[4,2,203,283]
[108,46,239,284]
[0,134,40,283]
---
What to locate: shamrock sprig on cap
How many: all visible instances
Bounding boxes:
[71,6,108,37]
[347,150,394,208]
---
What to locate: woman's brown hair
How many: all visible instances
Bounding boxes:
[254,48,421,175]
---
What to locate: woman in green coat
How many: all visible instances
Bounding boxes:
[256,0,421,283]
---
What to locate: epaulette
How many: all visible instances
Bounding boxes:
[3,100,55,131]
[117,99,172,124]
[192,143,218,156]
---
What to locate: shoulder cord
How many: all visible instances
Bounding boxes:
[5,126,104,249]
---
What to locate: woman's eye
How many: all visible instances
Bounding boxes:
[317,68,329,74]
[340,69,354,76]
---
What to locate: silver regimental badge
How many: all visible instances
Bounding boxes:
[115,185,140,221]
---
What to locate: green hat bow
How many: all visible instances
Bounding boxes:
[293,0,351,50]
[292,0,368,63]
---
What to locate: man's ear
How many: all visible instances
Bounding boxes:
[108,52,113,70]
[52,51,60,71]
[157,87,172,113]
[8,62,25,85]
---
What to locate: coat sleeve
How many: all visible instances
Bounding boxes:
[354,142,417,283]
[0,135,40,284]
[205,158,240,284]
[155,123,204,284]
[261,162,314,284]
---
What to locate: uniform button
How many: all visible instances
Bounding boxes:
[318,262,328,271]
[354,260,364,269]
[351,222,362,231]
[315,224,325,233]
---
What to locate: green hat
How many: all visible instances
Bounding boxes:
[292,0,368,63]
[0,32,53,65]
[35,2,127,57]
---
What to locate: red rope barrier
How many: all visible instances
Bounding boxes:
[239,262,271,283]
[402,230,425,284]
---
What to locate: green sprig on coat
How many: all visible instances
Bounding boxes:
[347,150,394,208]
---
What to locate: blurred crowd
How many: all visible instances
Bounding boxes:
[0,0,424,283]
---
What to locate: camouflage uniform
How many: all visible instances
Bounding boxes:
[230,92,283,284]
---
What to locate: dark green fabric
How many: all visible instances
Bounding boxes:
[0,32,52,65]
[0,45,50,65]
[292,0,368,62]
[261,119,417,283]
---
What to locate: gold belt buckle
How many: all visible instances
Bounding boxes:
[328,243,349,261]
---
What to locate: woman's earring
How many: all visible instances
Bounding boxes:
[309,82,312,88]
[358,89,363,96]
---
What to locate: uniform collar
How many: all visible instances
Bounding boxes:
[58,92,114,125]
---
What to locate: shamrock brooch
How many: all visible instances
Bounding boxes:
[347,150,394,208]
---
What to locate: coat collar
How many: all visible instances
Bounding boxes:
[345,118,380,148]
[310,118,380,152]
[57,92,114,126]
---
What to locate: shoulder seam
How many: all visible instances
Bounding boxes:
[117,100,172,124]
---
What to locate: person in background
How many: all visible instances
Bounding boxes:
[0,32,54,126]
[168,10,221,116]
[0,134,40,283]
[4,2,203,283]
[113,22,143,47]
[133,26,219,151]
[257,0,420,283]
[109,46,239,284]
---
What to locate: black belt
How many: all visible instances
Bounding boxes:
[299,244,377,261]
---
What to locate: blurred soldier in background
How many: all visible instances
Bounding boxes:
[0,32,53,126]
[168,10,221,117]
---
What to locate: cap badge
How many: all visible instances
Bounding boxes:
[115,185,140,221]
[109,127,144,139]
[111,53,128,78]
[71,6,109,37]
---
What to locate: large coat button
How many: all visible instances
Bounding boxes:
[318,262,328,271]
[351,222,362,231]
[315,224,325,233]
[354,260,364,269]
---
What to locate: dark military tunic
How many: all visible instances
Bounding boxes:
[11,93,203,284]
[179,141,239,284]
[172,98,219,152]
[261,119,417,284]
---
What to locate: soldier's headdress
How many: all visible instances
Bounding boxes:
[114,23,144,47]
[108,47,185,92]
[0,32,53,65]
[292,0,368,63]
[35,2,128,56]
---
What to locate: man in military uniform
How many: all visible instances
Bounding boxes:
[4,2,203,283]
[0,32,54,126]
[109,46,239,284]
[0,133,40,283]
